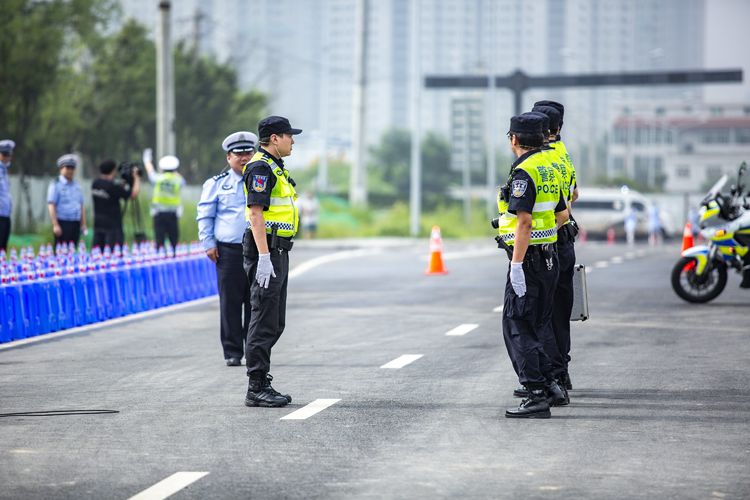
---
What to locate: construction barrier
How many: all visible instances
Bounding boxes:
[0,241,217,344]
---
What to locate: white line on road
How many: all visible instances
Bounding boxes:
[610,256,624,264]
[380,354,423,369]
[445,324,479,336]
[128,472,209,500]
[281,399,341,420]
[593,261,609,269]
[289,248,382,279]
[625,252,636,259]
[493,305,504,312]
[0,296,218,351]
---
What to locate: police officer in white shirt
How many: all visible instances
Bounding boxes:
[197,131,258,366]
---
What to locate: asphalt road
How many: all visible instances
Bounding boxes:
[1,238,748,499]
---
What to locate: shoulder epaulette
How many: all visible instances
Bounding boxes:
[212,171,230,181]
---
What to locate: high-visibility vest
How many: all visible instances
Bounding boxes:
[243,152,298,238]
[548,140,576,203]
[152,172,182,211]
[496,150,560,246]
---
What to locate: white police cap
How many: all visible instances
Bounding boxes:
[222,131,258,152]
[56,153,78,168]
[0,139,15,154]
[158,155,180,171]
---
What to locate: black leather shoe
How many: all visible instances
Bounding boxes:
[546,380,570,407]
[226,357,242,367]
[264,374,292,403]
[245,378,289,408]
[513,386,529,398]
[559,372,573,391]
[505,389,551,418]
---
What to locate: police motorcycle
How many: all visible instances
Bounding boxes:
[671,162,750,303]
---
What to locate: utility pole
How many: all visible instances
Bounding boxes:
[408,0,422,236]
[192,7,204,52]
[317,6,330,193]
[485,1,498,218]
[156,1,176,159]
[349,0,368,206]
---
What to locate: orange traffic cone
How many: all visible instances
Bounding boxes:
[425,225,448,275]
[606,227,616,245]
[681,222,694,252]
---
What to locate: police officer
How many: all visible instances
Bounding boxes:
[534,100,577,391]
[495,113,569,418]
[197,131,259,367]
[144,153,185,254]
[242,116,301,408]
[47,154,87,252]
[0,139,16,250]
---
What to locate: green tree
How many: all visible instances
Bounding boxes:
[174,43,267,182]
[367,128,455,209]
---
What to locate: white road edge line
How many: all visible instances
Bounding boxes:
[445,324,479,336]
[0,297,218,351]
[493,305,504,312]
[281,399,341,420]
[289,248,383,279]
[0,248,380,351]
[380,354,423,369]
[128,471,209,500]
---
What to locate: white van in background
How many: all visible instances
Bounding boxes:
[572,187,675,240]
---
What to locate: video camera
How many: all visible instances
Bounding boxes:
[117,161,139,186]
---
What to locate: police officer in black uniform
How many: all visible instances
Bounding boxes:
[495,113,569,418]
[534,100,578,391]
[242,116,301,408]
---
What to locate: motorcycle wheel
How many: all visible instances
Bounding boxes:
[671,256,727,303]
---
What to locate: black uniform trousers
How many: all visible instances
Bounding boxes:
[92,227,124,249]
[216,242,252,360]
[153,212,179,252]
[552,229,576,375]
[243,230,290,379]
[502,244,561,389]
[54,219,81,253]
[0,216,10,250]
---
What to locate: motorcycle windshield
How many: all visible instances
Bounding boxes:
[703,175,728,203]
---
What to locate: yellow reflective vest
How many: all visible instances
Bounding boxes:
[496,150,561,246]
[152,172,182,212]
[243,152,298,238]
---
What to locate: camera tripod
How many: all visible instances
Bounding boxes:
[122,197,147,244]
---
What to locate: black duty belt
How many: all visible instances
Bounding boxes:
[217,241,243,249]
[268,233,293,251]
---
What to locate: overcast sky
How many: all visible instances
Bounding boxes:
[704,0,750,102]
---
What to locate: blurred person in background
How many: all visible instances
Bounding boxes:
[648,203,662,246]
[298,191,319,238]
[0,139,16,250]
[91,159,141,249]
[143,150,185,253]
[47,154,86,251]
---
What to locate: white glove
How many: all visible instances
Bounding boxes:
[255,253,276,289]
[510,262,526,297]
[142,148,153,165]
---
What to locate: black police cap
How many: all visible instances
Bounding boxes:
[531,105,561,132]
[534,100,564,118]
[258,116,302,139]
[527,111,550,135]
[508,113,544,135]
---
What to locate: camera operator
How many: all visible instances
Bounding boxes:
[91,159,141,249]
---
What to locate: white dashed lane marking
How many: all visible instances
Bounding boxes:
[493,305,504,312]
[281,399,341,420]
[380,354,423,369]
[445,324,479,336]
[610,256,624,264]
[593,261,609,269]
[128,472,209,500]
